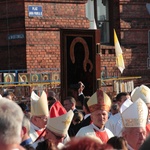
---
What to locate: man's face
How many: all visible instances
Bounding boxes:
[123,127,146,150]
[117,95,128,107]
[45,128,65,145]
[63,100,73,111]
[91,110,108,129]
[34,115,48,128]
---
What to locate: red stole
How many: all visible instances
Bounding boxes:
[146,124,150,136]
[36,129,46,137]
[34,129,46,143]
[94,129,109,143]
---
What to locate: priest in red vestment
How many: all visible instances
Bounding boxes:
[76,89,114,143]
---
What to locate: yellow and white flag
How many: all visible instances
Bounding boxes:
[114,29,125,73]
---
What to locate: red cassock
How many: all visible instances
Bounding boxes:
[94,129,109,143]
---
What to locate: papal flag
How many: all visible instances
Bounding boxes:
[114,29,125,73]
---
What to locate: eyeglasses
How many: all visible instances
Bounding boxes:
[36,116,48,122]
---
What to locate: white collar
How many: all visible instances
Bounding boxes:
[72,108,77,112]
[78,92,83,96]
[31,122,41,131]
[84,114,91,119]
[91,123,105,132]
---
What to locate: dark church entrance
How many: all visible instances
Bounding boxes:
[60,29,101,106]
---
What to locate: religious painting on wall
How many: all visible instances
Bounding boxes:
[0,73,2,83]
[18,73,30,83]
[60,29,100,100]
[41,73,50,82]
[51,72,60,82]
[3,73,15,83]
[30,73,41,82]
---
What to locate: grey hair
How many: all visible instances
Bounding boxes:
[0,97,24,145]
[22,115,31,135]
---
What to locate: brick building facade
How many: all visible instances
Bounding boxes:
[0,0,150,98]
[100,0,150,94]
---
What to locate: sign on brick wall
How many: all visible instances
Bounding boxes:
[28,6,42,17]
[8,34,24,40]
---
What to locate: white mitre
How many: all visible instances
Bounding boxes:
[31,90,49,116]
[47,101,74,136]
[121,98,148,128]
[131,85,150,104]
[120,99,133,113]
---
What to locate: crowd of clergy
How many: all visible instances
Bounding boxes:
[0,82,150,150]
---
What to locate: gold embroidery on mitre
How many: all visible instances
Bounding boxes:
[89,104,110,113]
[140,86,148,97]
[124,100,145,127]
[125,119,139,127]
[88,90,111,113]
[137,100,144,127]
[62,117,71,127]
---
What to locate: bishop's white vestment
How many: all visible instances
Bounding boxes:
[76,123,114,143]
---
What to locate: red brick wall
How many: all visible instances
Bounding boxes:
[119,1,150,86]
[0,0,89,70]
[0,0,150,91]
[24,1,89,70]
[101,0,150,90]
[26,30,60,69]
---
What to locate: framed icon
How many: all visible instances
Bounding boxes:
[3,73,15,83]
[51,72,60,81]
[41,73,50,82]
[31,73,41,82]
[0,73,2,83]
[18,73,30,83]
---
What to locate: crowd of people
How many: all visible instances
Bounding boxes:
[0,82,150,150]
